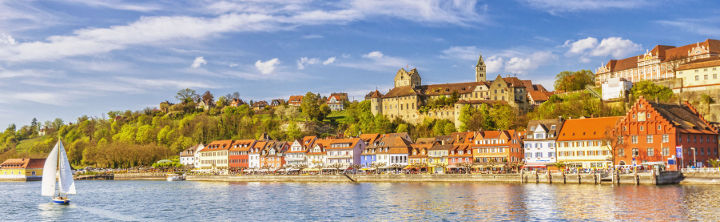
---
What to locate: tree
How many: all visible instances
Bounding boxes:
[176,88,199,103]
[301,92,321,121]
[631,81,674,102]
[286,122,303,140]
[554,70,595,92]
[201,90,214,105]
[701,94,716,114]
[396,124,409,133]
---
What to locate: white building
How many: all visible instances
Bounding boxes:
[319,138,366,169]
[373,134,411,170]
[249,141,267,169]
[180,144,204,167]
[524,119,563,169]
[306,143,327,168]
[198,140,231,170]
[601,77,632,101]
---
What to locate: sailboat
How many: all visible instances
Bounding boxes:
[41,140,76,204]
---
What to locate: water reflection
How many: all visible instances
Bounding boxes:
[5,181,720,221]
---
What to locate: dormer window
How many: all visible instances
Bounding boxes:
[551,125,556,130]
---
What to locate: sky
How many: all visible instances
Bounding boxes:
[1,0,719,127]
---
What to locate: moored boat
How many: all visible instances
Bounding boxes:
[166,173,185,181]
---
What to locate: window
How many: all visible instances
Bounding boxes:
[705,74,709,80]
[647,135,653,143]
[658,125,661,130]
[632,136,638,144]
[647,148,654,156]
[632,148,639,157]
[640,126,644,131]
[548,152,554,157]
[695,75,699,80]
[662,147,669,156]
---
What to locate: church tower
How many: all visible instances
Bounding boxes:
[394,68,421,88]
[475,53,486,82]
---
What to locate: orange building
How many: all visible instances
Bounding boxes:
[556,117,622,169]
[260,141,288,170]
[448,132,475,172]
[471,130,524,168]
[615,97,718,168]
[228,140,255,170]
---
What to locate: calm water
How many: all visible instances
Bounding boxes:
[2,180,720,221]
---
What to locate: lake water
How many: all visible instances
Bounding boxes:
[2,180,720,221]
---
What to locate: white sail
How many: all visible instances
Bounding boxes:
[41,143,59,197]
[57,142,76,195]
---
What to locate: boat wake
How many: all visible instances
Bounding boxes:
[75,205,146,221]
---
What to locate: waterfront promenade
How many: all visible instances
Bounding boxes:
[107,171,690,185]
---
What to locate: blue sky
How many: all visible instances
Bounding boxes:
[0,0,719,127]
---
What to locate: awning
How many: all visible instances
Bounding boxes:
[243,169,254,172]
[360,168,375,171]
[303,168,320,172]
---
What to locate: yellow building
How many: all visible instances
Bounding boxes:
[676,58,720,92]
[370,54,539,128]
[556,117,622,169]
[0,158,46,181]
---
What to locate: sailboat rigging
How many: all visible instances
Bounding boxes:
[41,140,76,204]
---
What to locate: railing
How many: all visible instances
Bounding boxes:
[682,168,720,173]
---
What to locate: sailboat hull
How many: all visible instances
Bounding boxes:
[52,198,70,205]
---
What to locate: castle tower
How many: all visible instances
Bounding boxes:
[394,68,421,88]
[475,53,486,82]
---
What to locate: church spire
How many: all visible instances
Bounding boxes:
[475,53,486,82]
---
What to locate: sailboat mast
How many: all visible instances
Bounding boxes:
[56,141,60,196]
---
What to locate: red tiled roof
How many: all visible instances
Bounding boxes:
[230,140,256,151]
[557,117,623,141]
[678,58,720,71]
[203,140,233,151]
[0,158,46,169]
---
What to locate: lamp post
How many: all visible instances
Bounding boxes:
[691,147,697,168]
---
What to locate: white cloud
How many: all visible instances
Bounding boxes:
[191,56,207,68]
[61,0,162,12]
[363,51,384,59]
[657,17,720,36]
[591,37,641,58]
[0,33,16,45]
[563,37,641,61]
[439,46,553,75]
[485,56,504,74]
[322,57,336,65]
[255,58,280,74]
[349,0,487,25]
[504,51,556,74]
[337,51,411,72]
[0,91,68,105]
[302,34,324,39]
[297,57,319,70]
[440,46,481,60]
[564,37,598,55]
[521,0,649,14]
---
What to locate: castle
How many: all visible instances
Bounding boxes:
[368,54,549,129]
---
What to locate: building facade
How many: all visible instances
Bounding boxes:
[370,54,539,128]
[471,130,524,168]
[199,140,232,170]
[228,140,255,169]
[556,117,622,169]
[595,39,720,85]
[615,97,719,168]
[180,144,204,166]
[0,158,45,181]
[524,119,563,169]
